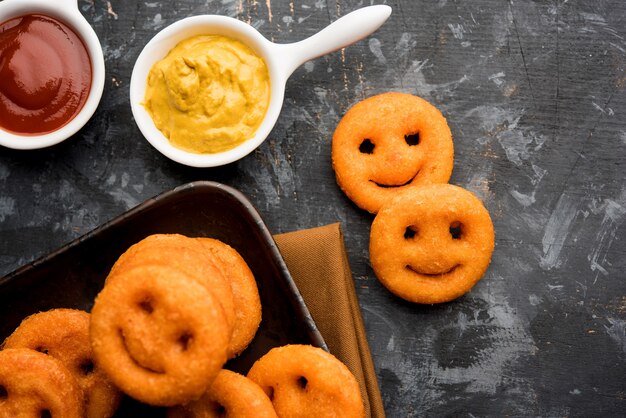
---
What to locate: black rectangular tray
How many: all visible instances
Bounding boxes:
[0,181,326,415]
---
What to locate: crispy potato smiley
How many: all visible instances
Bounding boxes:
[3,309,121,418]
[0,348,84,418]
[167,369,277,418]
[370,184,495,304]
[108,234,236,336]
[90,264,230,406]
[332,92,454,214]
[247,345,365,418]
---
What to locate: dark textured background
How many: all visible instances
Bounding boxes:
[1,0,625,416]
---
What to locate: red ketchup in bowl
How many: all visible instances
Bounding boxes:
[0,14,92,135]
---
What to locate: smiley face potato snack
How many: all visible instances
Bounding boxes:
[0,348,85,418]
[247,344,365,418]
[370,184,495,304]
[167,369,277,418]
[3,309,121,418]
[332,92,454,214]
[90,264,231,406]
[108,234,237,333]
[109,234,262,359]
[90,234,244,406]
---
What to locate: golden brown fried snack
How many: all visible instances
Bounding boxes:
[370,184,495,304]
[90,264,230,406]
[109,234,236,334]
[0,348,84,418]
[167,369,277,418]
[332,92,454,213]
[3,309,121,418]
[247,345,365,418]
[197,238,262,358]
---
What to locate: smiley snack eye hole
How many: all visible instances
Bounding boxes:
[449,221,463,239]
[359,138,375,154]
[404,132,419,145]
[40,410,51,418]
[80,359,95,375]
[297,376,308,389]
[214,403,226,416]
[177,331,193,351]
[0,384,7,398]
[404,226,418,239]
[138,297,154,313]
[35,346,49,355]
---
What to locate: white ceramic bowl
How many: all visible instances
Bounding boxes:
[130,5,391,168]
[0,0,105,150]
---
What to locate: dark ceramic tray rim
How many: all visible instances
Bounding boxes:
[0,181,327,351]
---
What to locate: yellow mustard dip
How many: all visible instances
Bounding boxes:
[143,35,270,154]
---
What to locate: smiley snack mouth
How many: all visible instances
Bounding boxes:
[405,264,460,277]
[119,328,165,374]
[370,170,419,189]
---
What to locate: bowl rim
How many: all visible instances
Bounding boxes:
[129,15,287,168]
[0,0,105,150]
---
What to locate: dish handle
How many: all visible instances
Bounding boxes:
[272,5,392,80]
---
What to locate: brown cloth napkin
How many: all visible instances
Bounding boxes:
[274,223,385,418]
